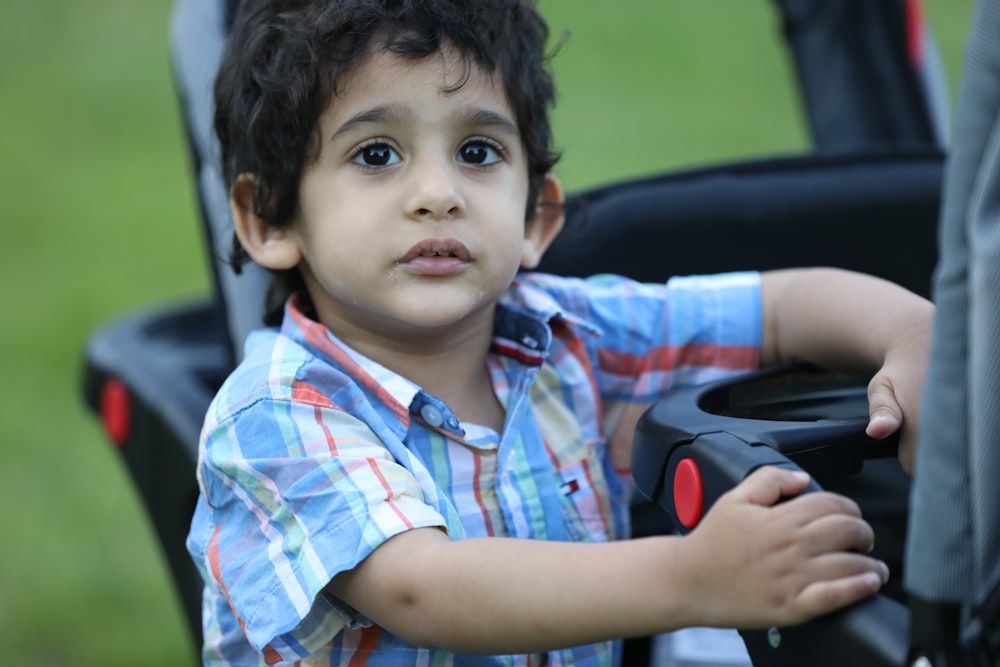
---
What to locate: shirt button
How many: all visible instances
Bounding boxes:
[420,404,444,427]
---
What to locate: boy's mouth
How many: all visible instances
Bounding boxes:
[399,238,472,264]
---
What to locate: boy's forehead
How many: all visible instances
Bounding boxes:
[332,44,513,117]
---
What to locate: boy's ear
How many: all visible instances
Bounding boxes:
[230,174,302,270]
[521,174,565,269]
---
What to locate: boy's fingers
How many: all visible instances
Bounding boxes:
[799,512,875,555]
[795,571,885,618]
[735,466,812,507]
[794,549,889,617]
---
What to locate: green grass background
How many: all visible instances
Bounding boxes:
[0,1,975,665]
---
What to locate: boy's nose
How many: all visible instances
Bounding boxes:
[405,158,465,220]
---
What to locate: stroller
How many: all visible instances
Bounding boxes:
[81,0,996,664]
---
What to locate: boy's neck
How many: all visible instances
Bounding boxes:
[329,311,507,431]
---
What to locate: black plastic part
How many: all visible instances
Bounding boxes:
[81,300,228,656]
[981,582,1000,662]
[657,431,822,535]
[632,366,908,666]
[906,592,1000,667]
[740,594,910,667]
[775,0,941,151]
[909,598,964,661]
[632,366,899,514]
[224,0,239,27]
[541,152,941,300]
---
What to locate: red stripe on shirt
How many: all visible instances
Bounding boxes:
[347,627,382,666]
[206,540,282,665]
[315,406,339,455]
[472,452,497,536]
[578,454,609,535]
[292,380,335,408]
[368,458,415,529]
[209,528,253,641]
[555,320,604,432]
[599,344,758,376]
[290,300,411,424]
[491,340,544,366]
[211,533,294,665]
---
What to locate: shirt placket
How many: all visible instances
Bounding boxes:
[494,331,571,543]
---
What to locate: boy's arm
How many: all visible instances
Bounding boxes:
[326,466,887,655]
[760,268,933,473]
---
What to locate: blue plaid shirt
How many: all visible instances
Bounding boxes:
[187,271,762,666]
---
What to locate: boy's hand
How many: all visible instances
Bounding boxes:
[865,328,929,475]
[761,269,933,476]
[680,466,888,630]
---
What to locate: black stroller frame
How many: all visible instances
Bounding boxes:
[82,1,996,665]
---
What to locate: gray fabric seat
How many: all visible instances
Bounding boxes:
[905,0,1000,661]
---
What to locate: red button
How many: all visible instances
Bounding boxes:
[100,377,132,447]
[673,457,704,529]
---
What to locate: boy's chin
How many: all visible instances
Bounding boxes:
[319,298,500,343]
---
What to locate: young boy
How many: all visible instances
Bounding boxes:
[187,0,933,664]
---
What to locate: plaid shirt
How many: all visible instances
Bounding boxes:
[187,271,762,666]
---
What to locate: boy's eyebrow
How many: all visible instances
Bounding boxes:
[331,104,408,140]
[463,108,519,135]
[331,104,519,140]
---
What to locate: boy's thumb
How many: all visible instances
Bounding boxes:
[866,378,902,440]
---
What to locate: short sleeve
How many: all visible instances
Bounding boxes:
[662,271,762,385]
[196,397,447,660]
[576,271,762,399]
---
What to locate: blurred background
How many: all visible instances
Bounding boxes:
[0,1,976,665]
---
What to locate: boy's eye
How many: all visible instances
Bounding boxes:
[352,142,400,168]
[457,140,502,165]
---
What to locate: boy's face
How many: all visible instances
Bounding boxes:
[242,46,562,349]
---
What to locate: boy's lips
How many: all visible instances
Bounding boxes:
[398,238,472,275]
[399,238,472,263]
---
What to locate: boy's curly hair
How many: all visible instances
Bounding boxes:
[215,0,561,326]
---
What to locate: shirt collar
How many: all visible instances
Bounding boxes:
[280,295,417,425]
[279,281,600,423]
[499,275,603,336]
